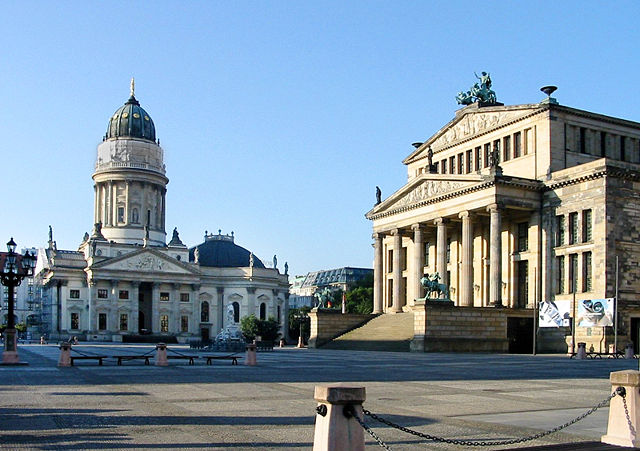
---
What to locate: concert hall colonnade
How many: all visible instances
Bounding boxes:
[366,92,640,351]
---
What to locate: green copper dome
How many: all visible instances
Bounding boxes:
[106,91,156,142]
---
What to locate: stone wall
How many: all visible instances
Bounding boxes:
[308,309,376,348]
[412,301,514,352]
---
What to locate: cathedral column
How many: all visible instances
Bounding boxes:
[434,218,449,288]
[93,184,98,225]
[217,287,225,333]
[412,224,425,300]
[459,211,474,307]
[87,280,96,333]
[125,181,130,225]
[488,203,503,307]
[130,282,139,333]
[161,188,166,233]
[391,229,402,313]
[372,233,383,314]
[112,182,118,225]
[151,283,160,332]
[171,283,180,333]
[101,184,107,225]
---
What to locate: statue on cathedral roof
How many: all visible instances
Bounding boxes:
[456,71,497,106]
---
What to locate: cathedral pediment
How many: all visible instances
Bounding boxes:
[89,248,199,275]
[367,175,485,218]
[405,104,543,164]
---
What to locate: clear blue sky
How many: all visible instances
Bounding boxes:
[1,1,639,277]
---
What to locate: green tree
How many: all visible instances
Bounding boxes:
[288,306,311,341]
[345,287,373,314]
[240,314,260,342]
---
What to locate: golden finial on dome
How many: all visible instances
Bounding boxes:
[130,77,135,97]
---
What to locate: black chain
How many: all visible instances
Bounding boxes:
[356,390,618,448]
[350,407,393,451]
[621,389,636,438]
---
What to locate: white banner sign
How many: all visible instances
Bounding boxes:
[539,300,571,328]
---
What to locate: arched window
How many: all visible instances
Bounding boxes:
[131,208,139,224]
[259,302,266,320]
[201,301,210,323]
[232,301,239,323]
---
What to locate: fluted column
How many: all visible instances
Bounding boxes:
[488,203,503,307]
[171,283,180,333]
[373,233,383,313]
[391,229,402,313]
[459,211,474,306]
[434,218,449,288]
[130,282,139,333]
[151,283,160,332]
[412,224,425,300]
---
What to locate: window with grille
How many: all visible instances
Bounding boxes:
[97,289,108,299]
[503,136,511,161]
[569,212,578,245]
[98,313,107,330]
[160,315,169,332]
[514,132,522,158]
[556,256,565,294]
[71,313,79,330]
[583,252,593,292]
[517,222,528,252]
[582,209,592,242]
[120,313,128,331]
[569,254,578,293]
[181,315,189,332]
[555,215,565,247]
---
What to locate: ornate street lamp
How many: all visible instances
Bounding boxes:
[1,238,37,365]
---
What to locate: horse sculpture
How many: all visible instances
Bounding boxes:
[420,273,450,300]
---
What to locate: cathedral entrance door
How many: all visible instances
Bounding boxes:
[201,327,210,342]
[138,282,153,333]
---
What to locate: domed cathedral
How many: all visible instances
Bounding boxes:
[36,80,290,343]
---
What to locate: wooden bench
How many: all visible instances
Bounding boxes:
[205,355,239,365]
[114,355,152,365]
[168,355,198,365]
[70,355,108,366]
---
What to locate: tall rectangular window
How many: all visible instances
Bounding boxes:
[503,136,511,161]
[160,315,169,332]
[523,129,530,155]
[71,313,79,330]
[449,156,455,174]
[484,143,491,168]
[569,212,578,245]
[556,256,565,294]
[434,162,439,173]
[517,260,528,308]
[441,159,447,174]
[493,139,500,162]
[582,209,592,242]
[181,315,189,333]
[514,132,522,158]
[446,239,451,263]
[583,252,593,292]
[424,242,430,266]
[387,249,393,273]
[98,313,107,331]
[621,136,627,161]
[120,313,128,331]
[517,222,528,252]
[117,207,125,223]
[466,149,473,173]
[457,153,464,174]
[474,147,481,171]
[555,215,565,247]
[569,254,578,293]
[401,247,407,271]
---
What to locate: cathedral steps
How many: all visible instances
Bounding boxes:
[322,312,414,352]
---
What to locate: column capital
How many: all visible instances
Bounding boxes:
[372,232,384,241]
[390,228,403,237]
[217,287,225,295]
[458,211,474,220]
[411,223,425,232]
[486,202,504,213]
[434,217,449,226]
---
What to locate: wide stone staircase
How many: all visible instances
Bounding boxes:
[322,312,414,352]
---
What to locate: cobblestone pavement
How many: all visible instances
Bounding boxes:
[0,343,636,450]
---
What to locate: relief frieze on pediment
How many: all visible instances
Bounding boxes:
[104,254,185,273]
[435,111,525,147]
[395,180,467,207]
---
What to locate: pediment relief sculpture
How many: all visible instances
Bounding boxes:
[102,253,187,273]
[395,180,467,208]
[434,110,527,148]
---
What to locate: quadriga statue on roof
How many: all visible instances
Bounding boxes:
[456,71,497,105]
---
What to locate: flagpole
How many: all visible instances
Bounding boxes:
[615,255,619,353]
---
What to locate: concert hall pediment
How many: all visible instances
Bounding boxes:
[405,105,542,164]
[367,176,484,218]
[90,249,199,275]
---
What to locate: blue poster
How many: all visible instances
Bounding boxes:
[576,298,614,327]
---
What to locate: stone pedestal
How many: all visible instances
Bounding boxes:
[155,342,168,366]
[58,342,72,367]
[245,343,257,366]
[313,385,366,451]
[602,370,640,447]
[575,342,587,359]
[1,328,20,365]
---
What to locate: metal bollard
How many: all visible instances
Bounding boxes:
[58,342,72,367]
[625,343,635,359]
[297,335,304,348]
[575,342,587,359]
[245,343,257,366]
[155,342,168,366]
[279,338,285,348]
[602,370,640,447]
[313,385,366,451]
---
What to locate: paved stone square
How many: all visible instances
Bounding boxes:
[0,343,637,450]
